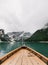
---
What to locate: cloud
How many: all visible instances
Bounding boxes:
[0,0,48,33]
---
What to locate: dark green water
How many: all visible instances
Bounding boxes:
[0,41,48,58]
[25,42,48,57]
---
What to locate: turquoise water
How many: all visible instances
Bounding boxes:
[0,41,22,57]
[25,42,48,57]
[0,41,48,57]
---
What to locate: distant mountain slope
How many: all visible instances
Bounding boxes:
[25,28,48,41]
[7,32,31,41]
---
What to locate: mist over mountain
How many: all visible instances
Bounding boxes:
[25,24,48,41]
[6,31,31,41]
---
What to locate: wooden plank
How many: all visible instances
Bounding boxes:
[1,48,47,65]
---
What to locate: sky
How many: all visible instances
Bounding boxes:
[0,0,48,33]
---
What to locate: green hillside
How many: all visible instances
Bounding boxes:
[25,28,48,41]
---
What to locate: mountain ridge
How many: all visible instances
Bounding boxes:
[25,28,48,41]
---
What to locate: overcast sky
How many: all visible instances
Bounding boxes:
[0,0,48,33]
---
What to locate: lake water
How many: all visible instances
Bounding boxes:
[0,41,48,58]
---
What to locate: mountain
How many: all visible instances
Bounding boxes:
[19,32,31,39]
[7,32,23,37]
[7,32,31,41]
[25,28,48,41]
[7,32,23,41]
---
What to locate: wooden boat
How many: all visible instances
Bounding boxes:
[0,46,48,65]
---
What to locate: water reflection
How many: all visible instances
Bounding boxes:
[0,50,6,57]
[0,41,22,57]
[0,42,48,57]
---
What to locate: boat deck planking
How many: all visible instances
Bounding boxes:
[1,48,47,65]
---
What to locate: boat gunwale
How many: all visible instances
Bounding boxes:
[0,46,48,64]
